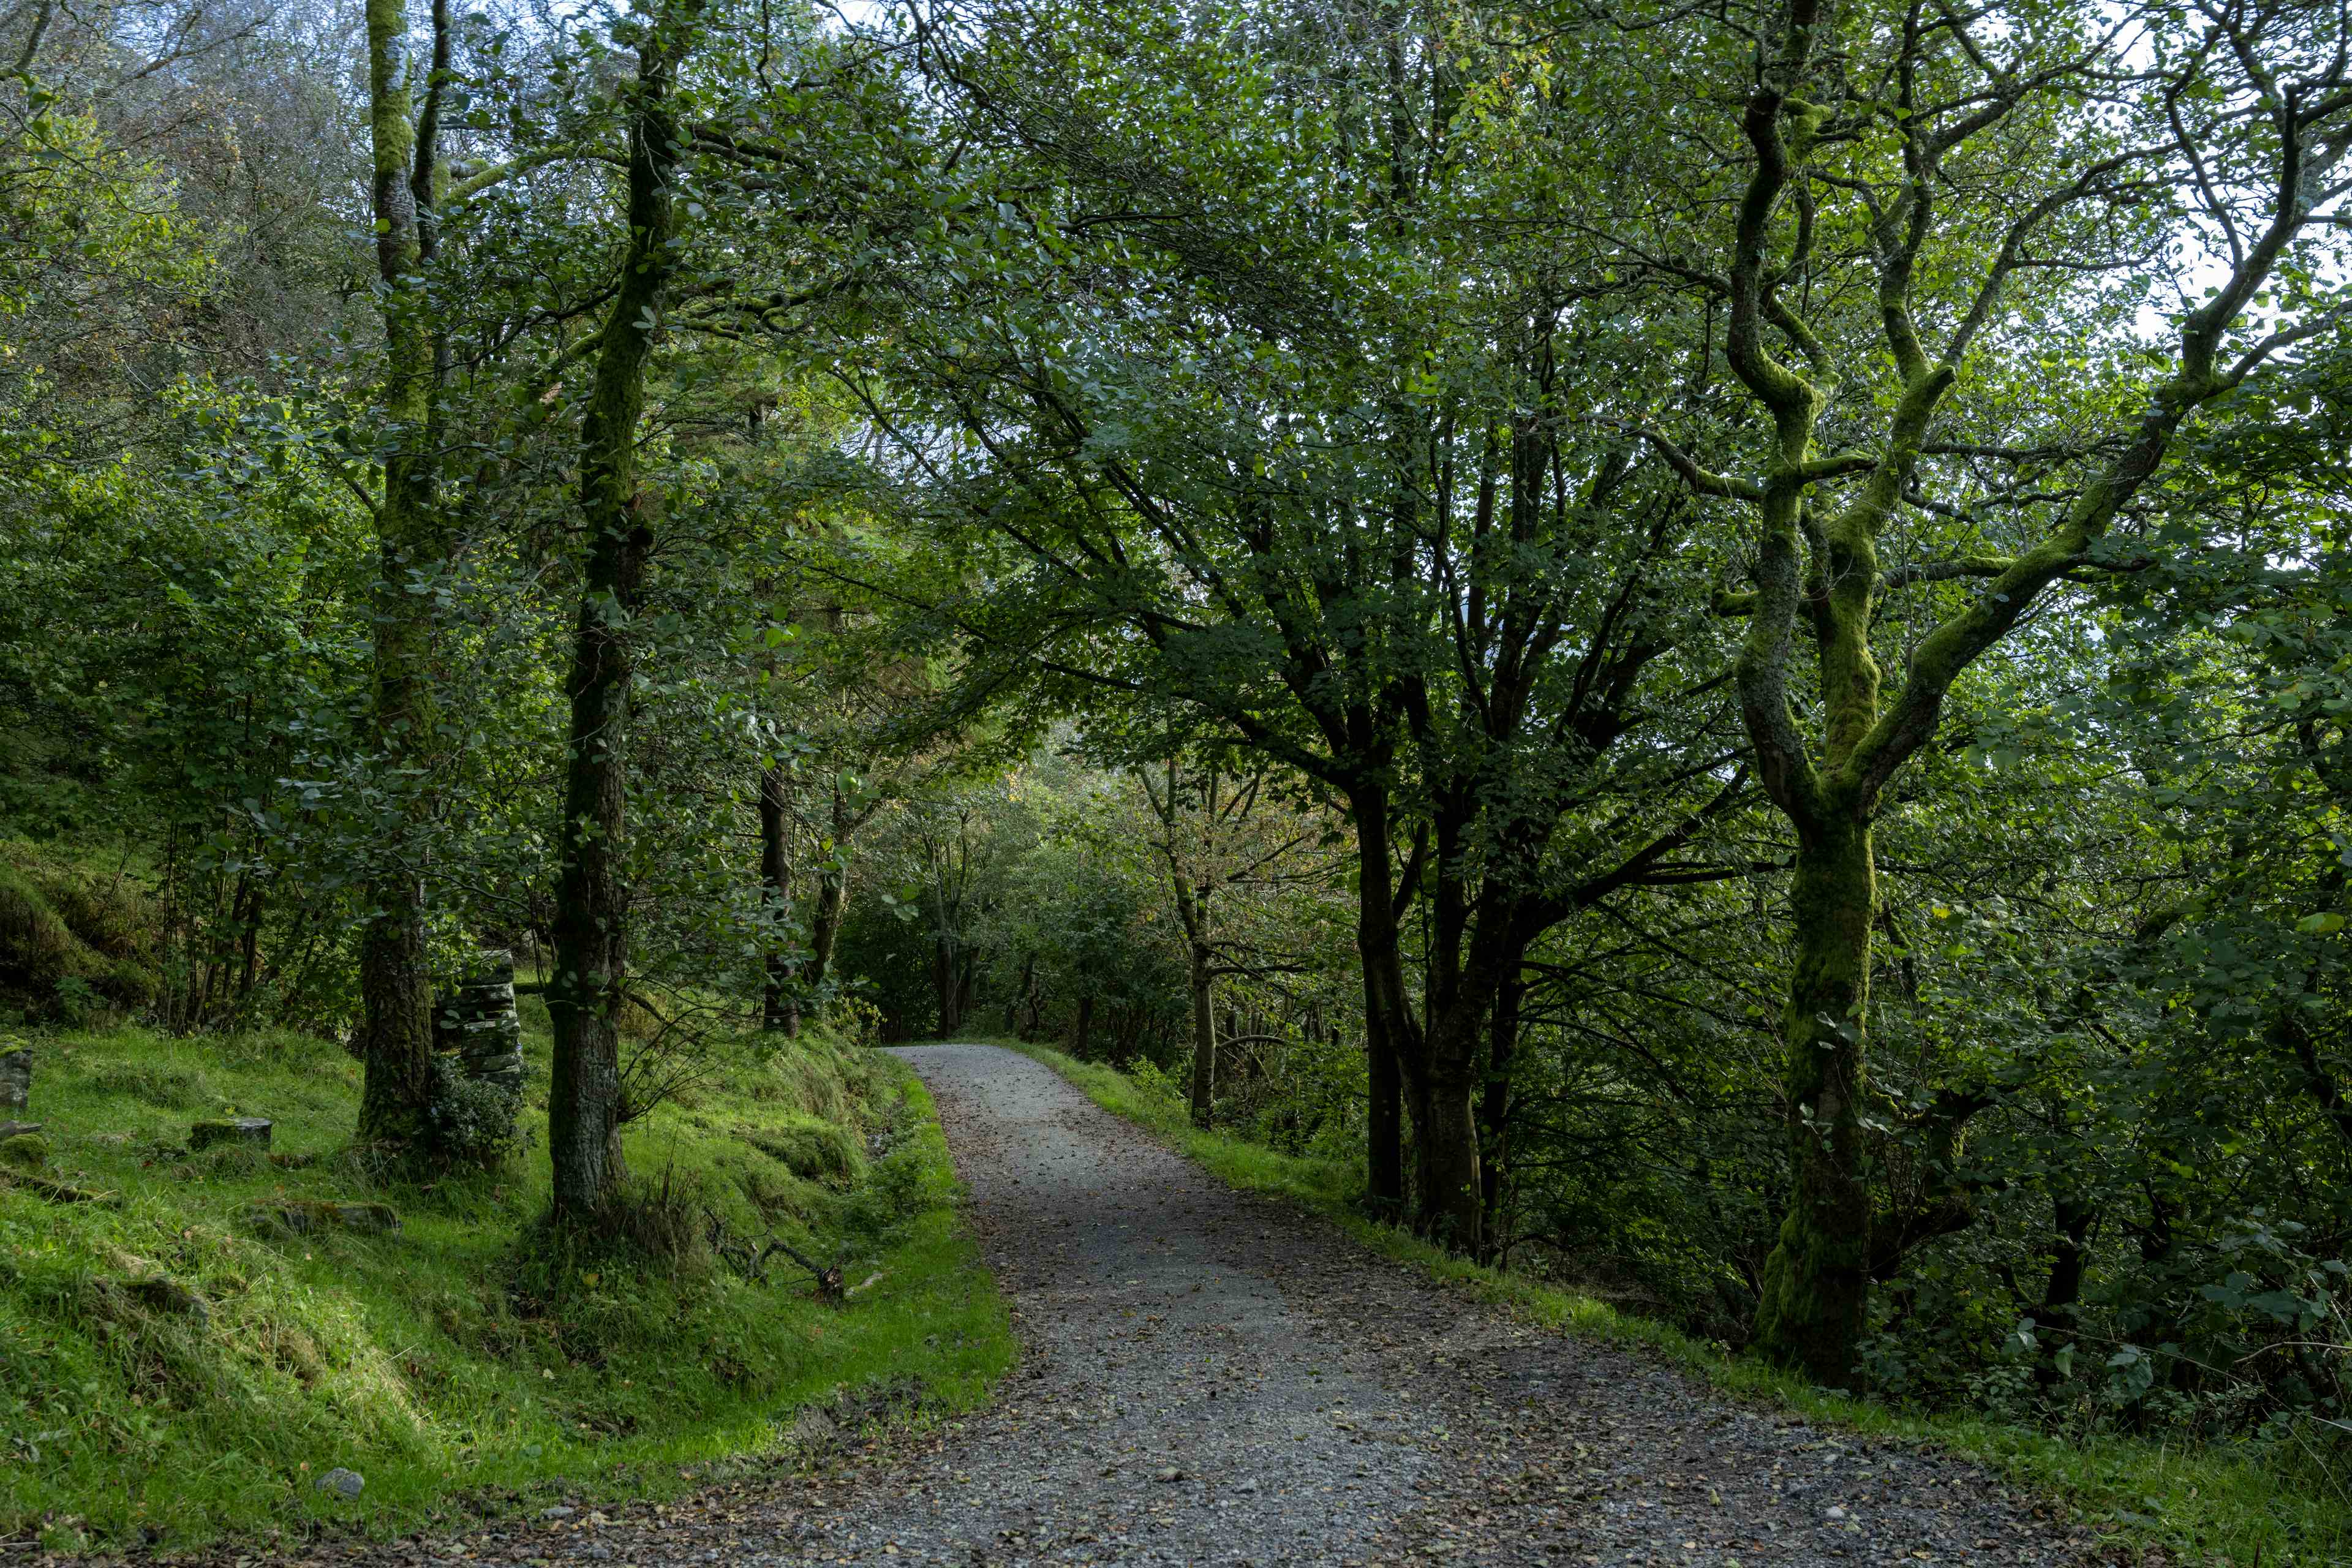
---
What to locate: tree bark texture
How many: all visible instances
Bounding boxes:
[353,0,448,1155]
[1478,970,1522,1261]
[1351,790,1409,1215]
[1187,941,1215,1129]
[547,23,688,1229]
[1750,813,1875,1381]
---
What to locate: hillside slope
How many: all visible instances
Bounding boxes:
[0,1008,1012,1552]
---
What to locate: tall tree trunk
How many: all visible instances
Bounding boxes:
[547,24,687,1229]
[354,0,449,1153]
[1414,1006,1485,1254]
[1352,791,1408,1215]
[1073,993,1095,1057]
[235,883,265,1009]
[1478,968,1522,1261]
[2037,1190,2095,1387]
[932,933,961,1036]
[1006,952,1034,1037]
[1751,812,1875,1382]
[1187,941,1215,1129]
[758,760,797,1033]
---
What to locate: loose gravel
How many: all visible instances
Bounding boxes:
[271,1042,2106,1567]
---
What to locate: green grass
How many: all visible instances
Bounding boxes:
[0,1014,1014,1553]
[1002,1038,2350,1568]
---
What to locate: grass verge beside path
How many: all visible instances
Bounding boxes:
[1002,1038,2345,1568]
[0,1016,1014,1553]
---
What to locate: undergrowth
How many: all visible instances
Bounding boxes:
[1003,1038,2351,1568]
[0,1012,1012,1551]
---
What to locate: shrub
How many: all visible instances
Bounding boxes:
[424,1056,524,1170]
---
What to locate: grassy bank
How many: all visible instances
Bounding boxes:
[1006,1039,2347,1567]
[0,1013,1013,1553]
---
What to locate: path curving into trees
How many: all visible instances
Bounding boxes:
[754,1044,2095,1566]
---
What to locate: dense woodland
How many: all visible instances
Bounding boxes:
[4,0,2350,1501]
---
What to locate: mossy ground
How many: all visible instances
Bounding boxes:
[0,839,157,1018]
[1003,1039,2351,1568]
[0,1010,1013,1553]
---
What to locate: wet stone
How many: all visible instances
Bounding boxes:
[315,1468,364,1499]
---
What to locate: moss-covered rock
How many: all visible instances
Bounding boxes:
[189,1117,272,1152]
[92,1273,210,1323]
[0,1131,50,1169]
[239,1199,401,1238]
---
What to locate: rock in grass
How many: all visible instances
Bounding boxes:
[240,1199,401,1238]
[189,1117,272,1152]
[315,1467,364,1499]
[116,1275,210,1322]
[0,1130,47,1169]
[0,1047,28,1114]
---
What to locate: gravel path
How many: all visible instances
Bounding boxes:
[740,1044,2099,1567]
[288,1043,2105,1568]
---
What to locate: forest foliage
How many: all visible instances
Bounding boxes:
[2,0,2350,1532]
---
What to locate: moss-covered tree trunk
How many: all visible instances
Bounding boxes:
[547,16,690,1229]
[807,869,845,995]
[354,0,448,1155]
[1751,811,1875,1381]
[547,499,650,1223]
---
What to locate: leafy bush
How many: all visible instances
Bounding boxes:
[424,1055,526,1170]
